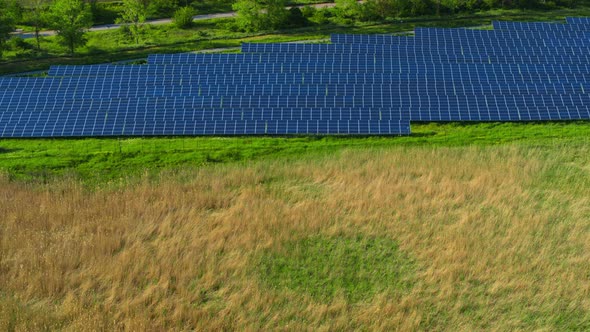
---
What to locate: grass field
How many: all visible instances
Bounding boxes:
[2,4,590,328]
[1,122,589,330]
[1,122,589,183]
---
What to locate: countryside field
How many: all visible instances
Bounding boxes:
[1,123,590,330]
[3,0,590,328]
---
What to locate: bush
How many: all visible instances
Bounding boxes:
[7,36,33,51]
[148,0,179,18]
[301,6,331,25]
[287,7,307,27]
[173,6,195,29]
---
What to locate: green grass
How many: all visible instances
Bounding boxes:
[257,235,415,302]
[1,122,588,184]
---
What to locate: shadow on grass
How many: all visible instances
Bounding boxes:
[0,147,20,154]
[410,131,437,137]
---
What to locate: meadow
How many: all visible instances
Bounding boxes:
[1,122,589,183]
[0,122,589,330]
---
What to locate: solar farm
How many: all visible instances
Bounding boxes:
[2,18,590,137]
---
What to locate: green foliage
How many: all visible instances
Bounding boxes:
[173,6,195,29]
[232,0,265,32]
[232,0,291,32]
[22,0,51,51]
[118,0,149,44]
[287,7,307,27]
[334,0,363,23]
[6,36,36,58]
[47,0,92,54]
[148,0,180,18]
[91,1,125,25]
[258,235,415,302]
[0,0,20,58]
[301,5,332,24]
[266,0,290,29]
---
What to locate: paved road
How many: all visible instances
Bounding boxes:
[12,2,338,39]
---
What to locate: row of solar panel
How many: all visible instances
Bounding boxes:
[329,28,590,43]
[567,17,590,24]
[328,36,590,48]
[239,43,590,56]
[1,104,586,123]
[7,74,590,86]
[51,57,590,71]
[9,77,590,91]
[2,94,588,115]
[48,62,590,74]
[492,20,590,31]
[329,34,590,45]
[2,83,588,99]
[38,74,590,85]
[232,44,590,55]
[0,120,411,137]
[11,74,585,86]
[147,52,590,64]
[0,108,407,121]
[241,42,590,54]
[45,65,590,77]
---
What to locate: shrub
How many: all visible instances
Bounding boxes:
[173,6,195,29]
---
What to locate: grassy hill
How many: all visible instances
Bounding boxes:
[1,123,589,330]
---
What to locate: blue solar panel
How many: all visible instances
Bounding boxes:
[44,62,590,77]
[493,20,590,31]
[148,45,590,64]
[2,78,589,99]
[3,22,590,138]
[240,42,590,56]
[566,17,590,25]
[0,119,411,137]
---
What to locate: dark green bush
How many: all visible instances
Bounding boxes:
[173,6,195,29]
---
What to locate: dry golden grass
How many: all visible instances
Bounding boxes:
[1,143,589,331]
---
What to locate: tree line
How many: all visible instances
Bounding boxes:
[0,0,195,58]
[232,0,580,32]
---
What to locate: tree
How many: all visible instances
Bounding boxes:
[0,0,21,58]
[334,0,362,23]
[0,2,12,57]
[149,0,180,17]
[232,0,264,32]
[232,0,290,32]
[173,6,195,29]
[24,0,51,51]
[118,0,150,44]
[48,0,93,55]
[265,0,289,29]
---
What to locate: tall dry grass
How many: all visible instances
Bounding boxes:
[1,144,589,330]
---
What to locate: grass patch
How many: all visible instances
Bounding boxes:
[0,122,588,184]
[257,235,415,302]
[1,142,589,330]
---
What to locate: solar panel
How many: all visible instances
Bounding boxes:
[44,62,590,77]
[331,30,590,44]
[148,44,590,63]
[0,119,411,137]
[566,17,590,25]
[493,20,590,31]
[3,22,590,138]
[240,42,590,56]
[2,78,589,99]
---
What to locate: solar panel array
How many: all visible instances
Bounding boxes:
[2,17,590,137]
